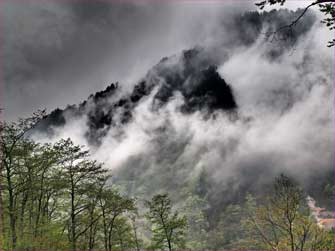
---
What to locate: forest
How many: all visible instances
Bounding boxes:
[0,111,333,251]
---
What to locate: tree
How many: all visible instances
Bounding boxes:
[309,226,334,251]
[244,174,333,251]
[256,0,335,47]
[0,110,45,249]
[181,194,208,249]
[0,111,143,251]
[145,194,187,251]
[129,206,143,251]
[80,180,108,251]
[110,216,136,251]
[14,141,61,248]
[0,113,73,250]
[98,187,135,251]
[54,138,107,251]
[208,204,245,250]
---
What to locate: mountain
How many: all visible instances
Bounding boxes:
[36,47,237,145]
[36,8,317,142]
[34,9,333,226]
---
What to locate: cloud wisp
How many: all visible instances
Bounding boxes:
[26,4,333,207]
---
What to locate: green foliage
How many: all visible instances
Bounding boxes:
[308,226,334,251]
[243,174,334,251]
[181,194,208,249]
[111,217,136,250]
[1,113,333,251]
[145,194,187,251]
[208,204,245,250]
[0,112,138,251]
[99,187,136,251]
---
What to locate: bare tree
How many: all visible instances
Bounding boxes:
[244,174,332,251]
[256,0,335,47]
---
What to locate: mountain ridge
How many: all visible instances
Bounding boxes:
[36,47,237,145]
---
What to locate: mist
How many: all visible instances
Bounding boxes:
[4,1,331,209]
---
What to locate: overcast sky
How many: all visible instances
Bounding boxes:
[1,0,315,121]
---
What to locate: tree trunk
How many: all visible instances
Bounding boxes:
[102,208,108,251]
[160,215,172,251]
[0,167,4,249]
[289,220,295,251]
[18,193,28,240]
[0,186,4,250]
[70,177,76,251]
[108,224,113,251]
[167,239,172,251]
[34,168,47,238]
[0,132,4,248]
[107,217,116,251]
[6,164,17,249]
[132,220,140,251]
[88,207,97,251]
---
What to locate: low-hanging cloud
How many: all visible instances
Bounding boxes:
[28,4,333,211]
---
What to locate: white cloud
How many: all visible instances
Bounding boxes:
[30,5,333,198]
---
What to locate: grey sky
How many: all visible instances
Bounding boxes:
[1,0,312,120]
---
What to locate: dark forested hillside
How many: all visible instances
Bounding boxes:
[35,8,317,143]
[36,47,237,146]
